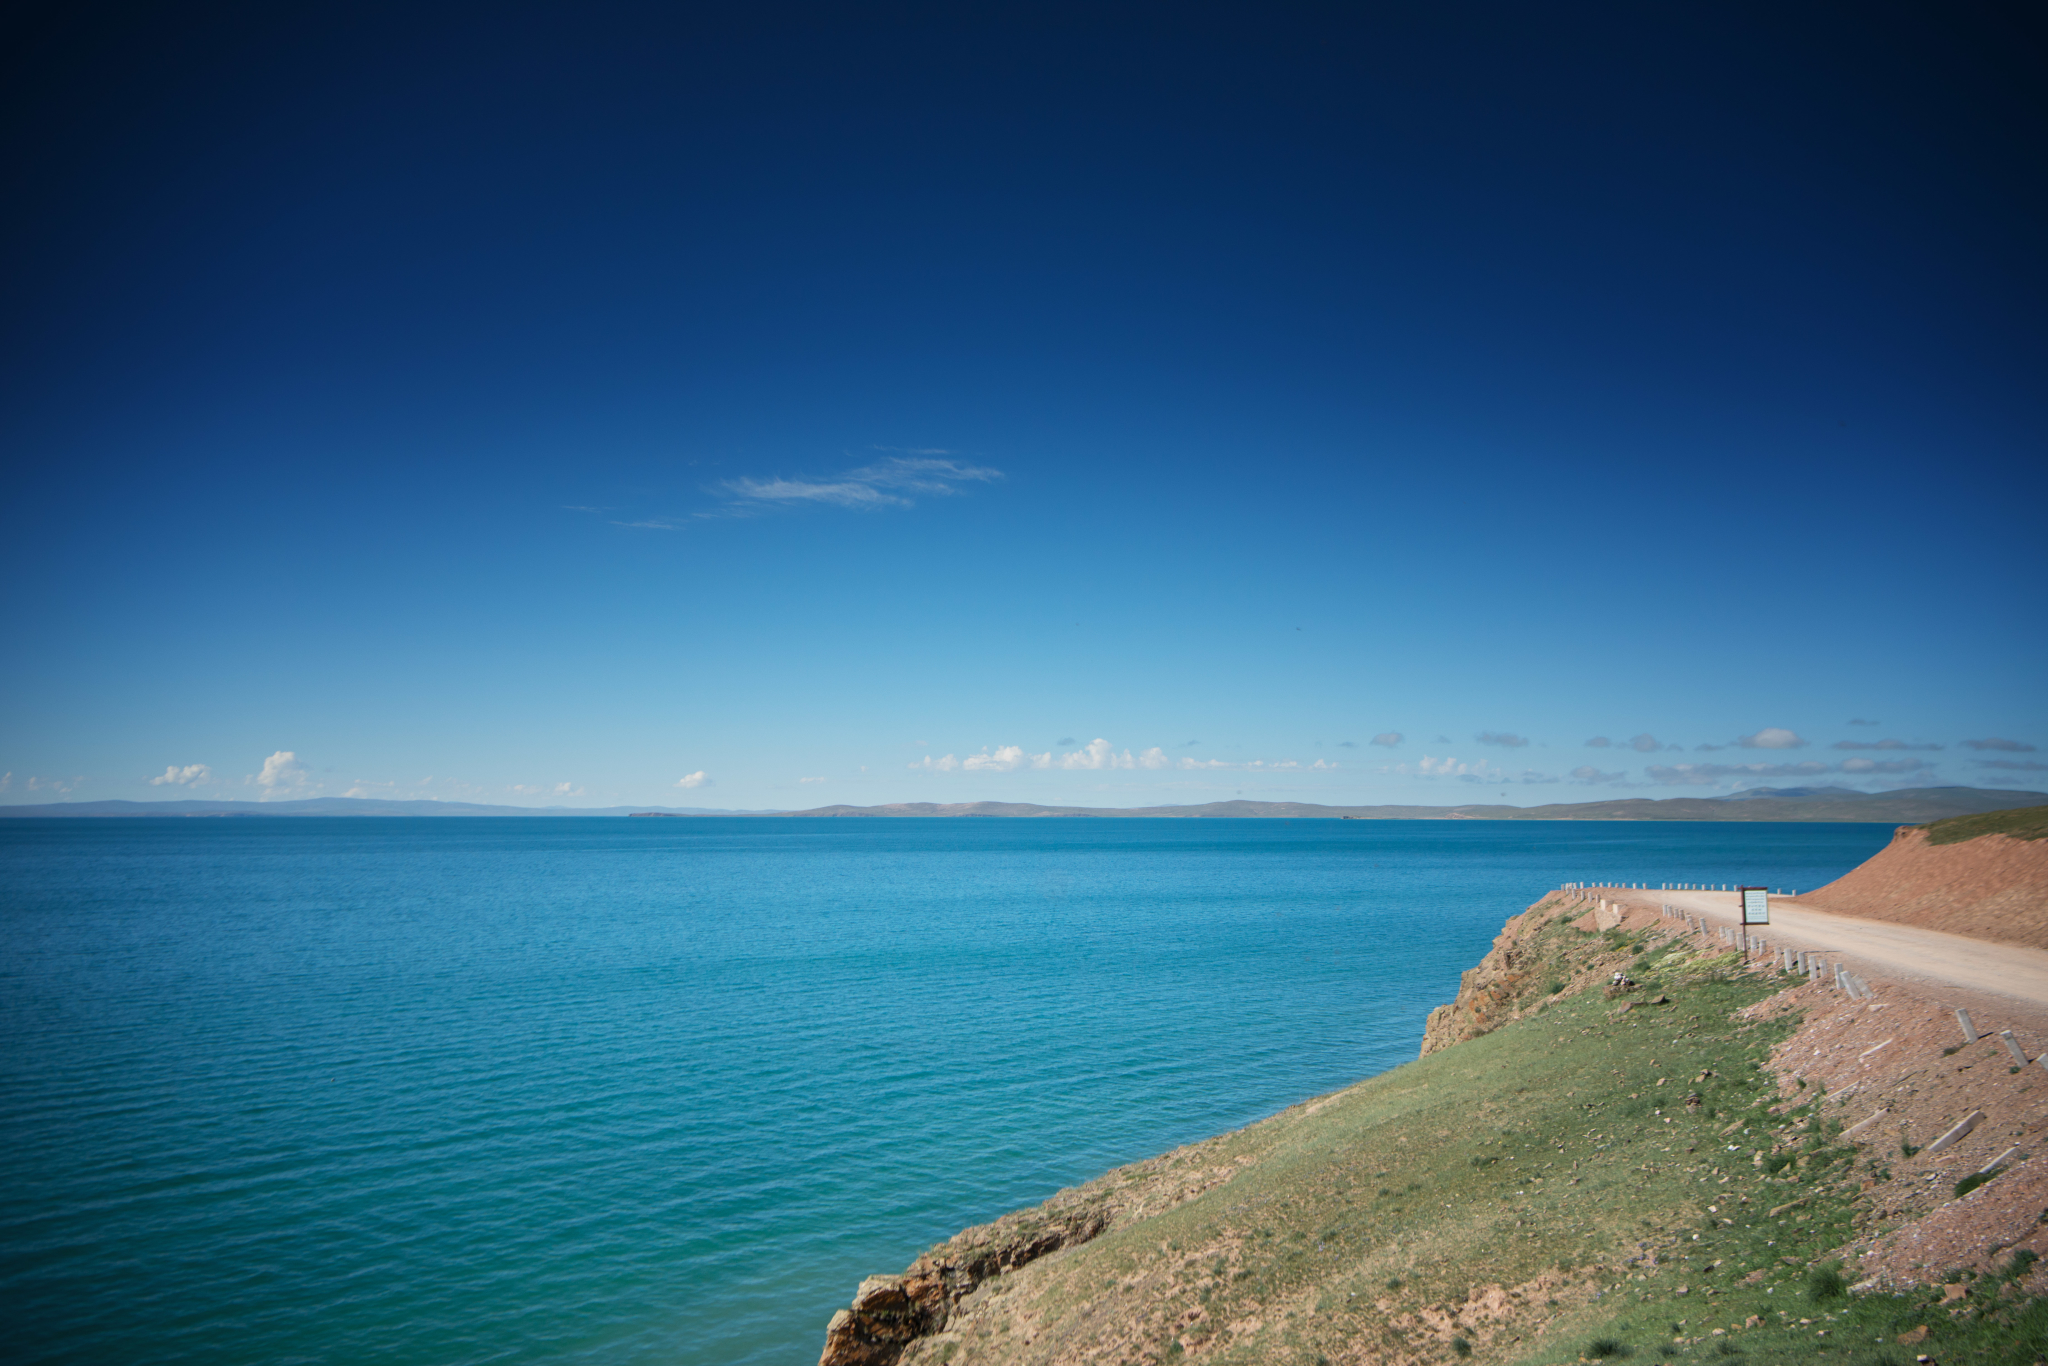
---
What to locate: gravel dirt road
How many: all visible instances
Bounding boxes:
[1617,888,2048,1008]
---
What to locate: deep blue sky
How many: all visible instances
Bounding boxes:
[2,1,2043,809]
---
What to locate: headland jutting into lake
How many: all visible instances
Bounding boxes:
[819,807,2048,1365]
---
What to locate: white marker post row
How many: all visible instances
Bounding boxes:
[1644,901,2046,1077]
[1650,899,1889,997]
[1634,893,2042,1168]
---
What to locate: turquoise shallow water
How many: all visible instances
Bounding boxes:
[0,816,1892,1365]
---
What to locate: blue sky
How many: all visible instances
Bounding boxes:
[2,2,2043,810]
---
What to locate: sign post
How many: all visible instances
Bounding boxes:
[1738,885,1770,926]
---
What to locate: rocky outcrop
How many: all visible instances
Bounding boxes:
[820,865,2048,1366]
[819,1207,1111,1365]
[817,1144,1252,1366]
[1419,895,1561,1055]
[1801,823,2048,949]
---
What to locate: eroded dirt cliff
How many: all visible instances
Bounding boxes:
[1800,822,2048,949]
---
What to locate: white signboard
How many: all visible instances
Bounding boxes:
[1741,887,1770,925]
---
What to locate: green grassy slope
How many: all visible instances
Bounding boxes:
[909,906,2044,1366]
[1921,803,2048,846]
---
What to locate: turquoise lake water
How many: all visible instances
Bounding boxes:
[0,816,1894,1364]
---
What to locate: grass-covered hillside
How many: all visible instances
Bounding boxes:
[828,900,2046,1366]
[1922,803,2048,846]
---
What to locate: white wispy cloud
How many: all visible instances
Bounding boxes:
[251,751,310,798]
[149,763,211,786]
[1962,737,2037,752]
[676,771,709,789]
[1477,731,1530,748]
[1403,755,1500,780]
[714,456,1002,513]
[1648,761,1823,785]
[906,739,1322,776]
[799,776,827,784]
[1643,757,1936,785]
[1836,759,1932,775]
[1388,756,1553,785]
[963,745,1047,772]
[1371,732,1403,748]
[1059,738,1137,770]
[901,737,1315,775]
[1735,728,1807,749]
[1587,735,1668,751]
[1832,739,1942,751]
[716,476,908,508]
[1175,753,1327,771]
[600,454,1005,528]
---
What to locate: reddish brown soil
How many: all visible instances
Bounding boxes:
[1734,977,2048,1292]
[1591,893,2048,1295]
[1801,826,2048,950]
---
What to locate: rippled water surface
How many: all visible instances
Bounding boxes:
[0,816,1892,1364]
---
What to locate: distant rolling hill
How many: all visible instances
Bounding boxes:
[770,786,2046,824]
[0,798,774,817]
[5,786,2041,823]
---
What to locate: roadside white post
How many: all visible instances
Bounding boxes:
[1925,1110,1985,1155]
[1957,1010,1979,1045]
[1977,1146,2020,1177]
[2000,1030,2028,1066]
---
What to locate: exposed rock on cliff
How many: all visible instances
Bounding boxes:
[819,869,2048,1366]
[818,1143,1252,1365]
[819,1207,1112,1366]
[1419,892,1636,1055]
[1419,901,1550,1056]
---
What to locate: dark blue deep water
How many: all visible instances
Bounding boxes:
[0,817,1892,1365]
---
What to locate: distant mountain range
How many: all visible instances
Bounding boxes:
[0,798,771,818]
[13,786,2027,823]
[759,786,2045,824]
[1715,785,1867,801]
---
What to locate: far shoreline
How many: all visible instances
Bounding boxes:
[3,785,2041,825]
